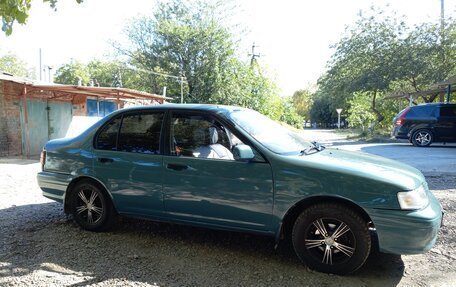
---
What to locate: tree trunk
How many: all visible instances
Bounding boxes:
[368,91,384,132]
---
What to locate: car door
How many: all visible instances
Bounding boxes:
[436,106,456,141]
[162,111,274,232]
[93,111,165,217]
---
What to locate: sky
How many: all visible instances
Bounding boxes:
[1,0,456,96]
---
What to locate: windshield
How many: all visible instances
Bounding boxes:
[229,109,311,154]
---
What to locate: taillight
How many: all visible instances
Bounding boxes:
[40,149,46,171]
[395,117,405,126]
[394,107,410,127]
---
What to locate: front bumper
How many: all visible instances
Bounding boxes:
[37,171,73,203]
[368,192,442,255]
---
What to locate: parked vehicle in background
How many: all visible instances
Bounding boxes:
[392,103,456,147]
[38,104,443,275]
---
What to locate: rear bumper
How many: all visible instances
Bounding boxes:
[368,192,442,255]
[37,171,73,203]
[391,126,409,139]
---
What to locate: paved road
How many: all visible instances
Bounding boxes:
[302,129,456,175]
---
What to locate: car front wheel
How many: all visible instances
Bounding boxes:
[292,203,371,275]
[70,179,116,231]
[411,129,433,147]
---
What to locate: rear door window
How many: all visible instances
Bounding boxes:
[118,113,164,154]
[440,106,456,117]
[407,106,435,117]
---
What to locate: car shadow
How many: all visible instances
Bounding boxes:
[0,203,404,286]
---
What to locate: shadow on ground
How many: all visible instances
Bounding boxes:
[0,202,404,286]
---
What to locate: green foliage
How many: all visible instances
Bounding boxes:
[280,97,303,128]
[346,92,376,131]
[309,95,334,124]
[292,89,313,120]
[123,0,279,111]
[0,0,82,35]
[54,60,90,85]
[0,53,34,78]
[314,7,456,131]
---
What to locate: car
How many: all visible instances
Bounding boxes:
[37,104,443,275]
[392,103,456,147]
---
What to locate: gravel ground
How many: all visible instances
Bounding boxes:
[0,158,455,287]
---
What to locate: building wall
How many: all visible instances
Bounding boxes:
[0,80,8,157]
[72,94,87,116]
[1,81,23,156]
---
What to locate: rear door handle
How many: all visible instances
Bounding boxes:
[97,157,114,164]
[167,163,188,171]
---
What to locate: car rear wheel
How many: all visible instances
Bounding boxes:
[70,179,116,231]
[411,129,433,147]
[292,203,371,275]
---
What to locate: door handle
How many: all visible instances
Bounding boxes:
[167,163,188,171]
[97,157,114,164]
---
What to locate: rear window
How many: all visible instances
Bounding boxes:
[407,106,435,117]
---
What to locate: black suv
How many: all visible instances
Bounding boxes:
[392,103,456,147]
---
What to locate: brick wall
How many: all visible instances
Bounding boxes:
[2,81,23,156]
[72,94,87,116]
[0,80,8,157]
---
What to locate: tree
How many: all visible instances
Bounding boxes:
[390,20,456,102]
[1,0,83,36]
[54,60,90,85]
[315,8,456,131]
[123,0,235,103]
[0,53,34,78]
[292,89,313,121]
[320,9,404,130]
[122,0,279,110]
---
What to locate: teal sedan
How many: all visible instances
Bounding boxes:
[37,104,442,274]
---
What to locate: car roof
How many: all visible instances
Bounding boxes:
[117,103,245,113]
[411,103,456,108]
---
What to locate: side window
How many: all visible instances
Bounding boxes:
[409,106,434,117]
[118,113,164,154]
[170,113,236,160]
[96,117,121,150]
[440,107,456,117]
[170,112,265,162]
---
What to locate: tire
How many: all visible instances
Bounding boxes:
[70,179,116,231]
[292,203,371,275]
[411,129,433,147]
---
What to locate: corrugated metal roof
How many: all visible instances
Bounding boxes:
[0,71,172,101]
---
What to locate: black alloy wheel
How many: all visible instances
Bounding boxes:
[292,203,371,275]
[411,129,433,147]
[70,179,116,231]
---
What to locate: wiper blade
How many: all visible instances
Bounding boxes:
[300,141,325,155]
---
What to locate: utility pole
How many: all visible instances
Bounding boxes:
[440,0,445,62]
[249,42,260,66]
[39,48,42,81]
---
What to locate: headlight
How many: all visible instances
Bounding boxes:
[397,185,429,210]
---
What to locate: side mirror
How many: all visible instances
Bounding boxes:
[233,144,255,161]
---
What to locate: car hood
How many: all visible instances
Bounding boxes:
[289,148,425,191]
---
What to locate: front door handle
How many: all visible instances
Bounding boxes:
[167,163,188,171]
[97,157,114,164]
